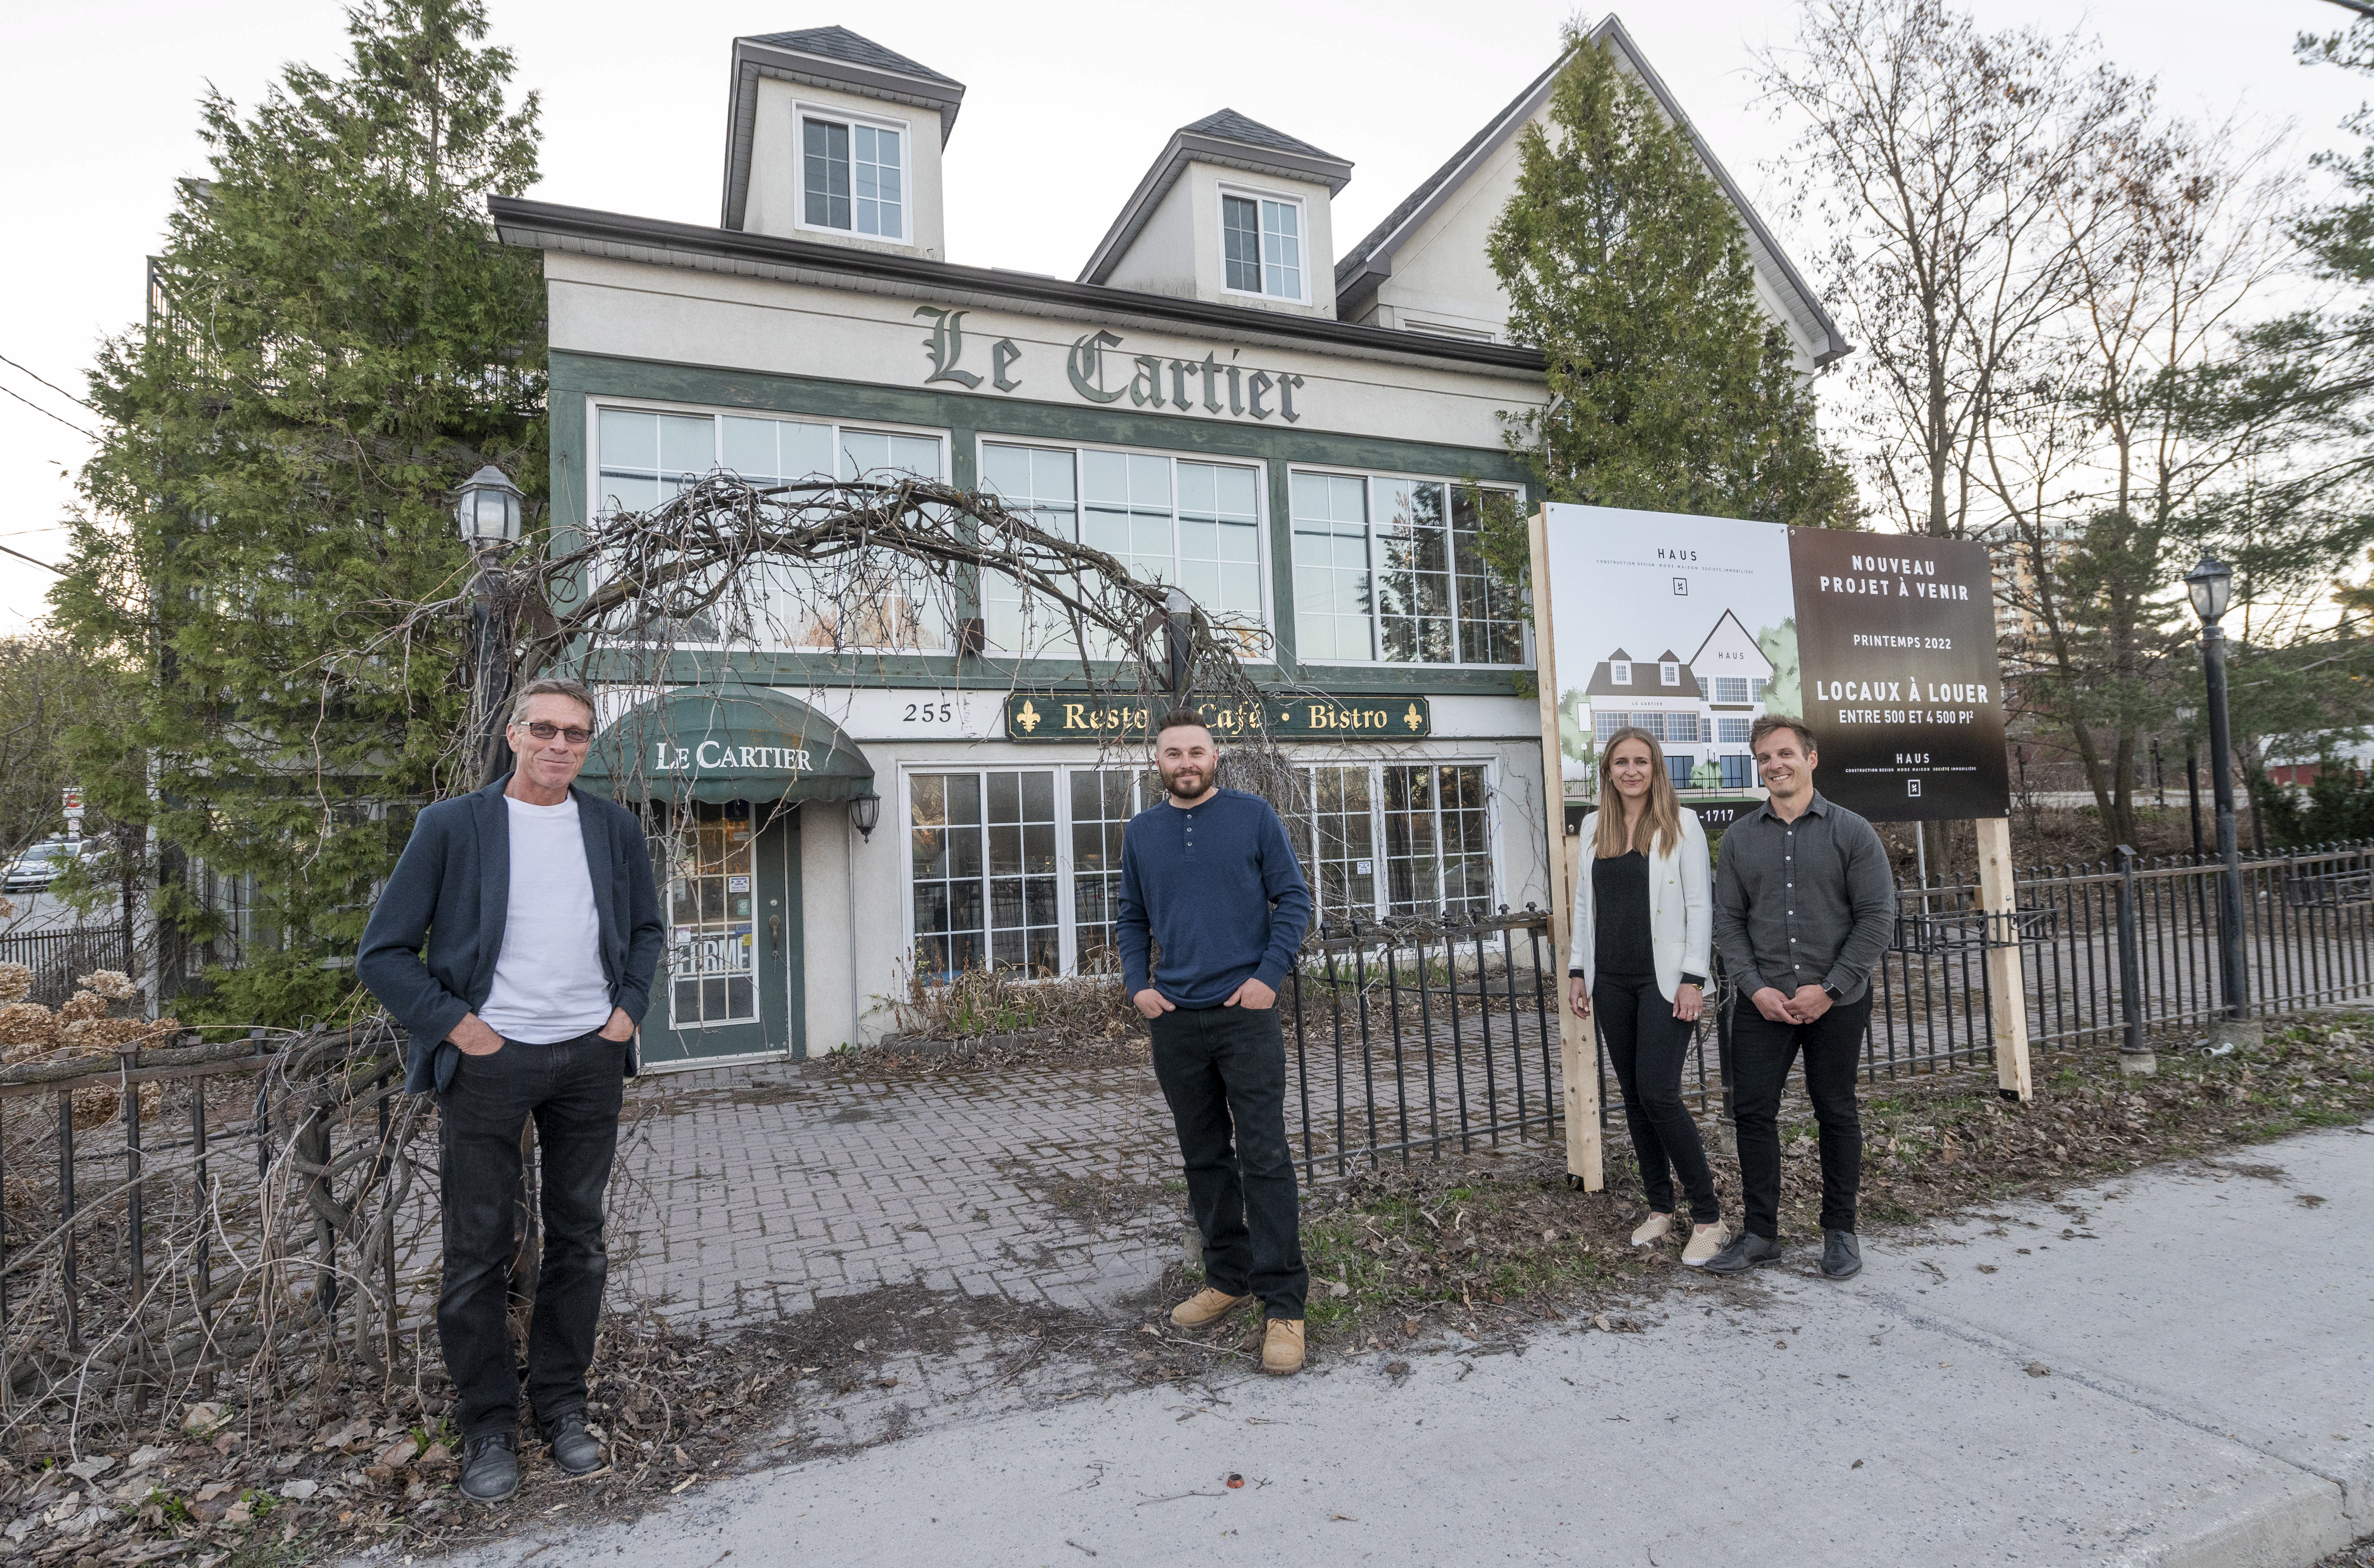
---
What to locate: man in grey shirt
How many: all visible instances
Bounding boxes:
[1703,715,1895,1280]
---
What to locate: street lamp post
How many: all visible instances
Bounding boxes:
[455,465,525,786]
[2185,556,2257,1046]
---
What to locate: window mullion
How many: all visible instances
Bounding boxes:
[1054,767,1079,977]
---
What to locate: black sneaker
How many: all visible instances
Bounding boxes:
[459,1432,519,1503]
[1700,1232,1785,1276]
[541,1409,604,1476]
[1821,1229,1863,1280]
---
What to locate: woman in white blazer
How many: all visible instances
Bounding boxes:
[1568,726,1728,1264]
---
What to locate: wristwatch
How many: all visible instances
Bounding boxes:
[1823,982,1846,1003]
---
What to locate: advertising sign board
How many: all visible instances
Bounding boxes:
[1538,504,2009,823]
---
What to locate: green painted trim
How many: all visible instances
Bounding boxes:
[545,349,1538,692]
[548,351,1533,494]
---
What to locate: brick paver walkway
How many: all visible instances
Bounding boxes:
[609,1056,1185,1327]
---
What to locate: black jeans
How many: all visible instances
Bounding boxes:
[437,1030,626,1441]
[1729,994,1873,1239]
[1593,974,1719,1224]
[1148,1003,1308,1317]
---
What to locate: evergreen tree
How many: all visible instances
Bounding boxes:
[55,0,545,1025]
[1486,28,1854,533]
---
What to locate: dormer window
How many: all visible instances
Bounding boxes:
[1661,661,1680,687]
[1222,192,1304,300]
[1611,661,1631,686]
[800,110,906,240]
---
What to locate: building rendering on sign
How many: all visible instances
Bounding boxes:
[1578,610,1774,792]
[490,15,1839,1065]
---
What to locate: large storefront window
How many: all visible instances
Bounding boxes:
[980,441,1266,656]
[905,761,1496,981]
[593,406,949,651]
[1291,761,1498,927]
[1288,472,1526,667]
[666,802,759,1028]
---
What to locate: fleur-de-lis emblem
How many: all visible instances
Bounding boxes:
[1015,699,1041,734]
[1403,703,1423,731]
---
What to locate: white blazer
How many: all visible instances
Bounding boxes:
[1568,808,1713,1002]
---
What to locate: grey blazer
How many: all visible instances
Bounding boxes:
[357,776,666,1093]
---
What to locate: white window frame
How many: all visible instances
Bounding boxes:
[1660,661,1680,687]
[1217,183,1311,305]
[1610,662,1631,686]
[793,101,913,245]
[894,754,1505,983]
[585,395,953,653]
[1283,464,1532,670]
[973,434,1275,657]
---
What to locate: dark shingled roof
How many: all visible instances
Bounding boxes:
[1181,109,1347,168]
[743,24,959,87]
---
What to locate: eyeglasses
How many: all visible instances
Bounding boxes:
[518,720,593,746]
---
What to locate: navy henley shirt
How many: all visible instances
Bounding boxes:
[1116,787,1312,1008]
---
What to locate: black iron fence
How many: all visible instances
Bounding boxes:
[0,928,134,1008]
[1284,840,2374,1175]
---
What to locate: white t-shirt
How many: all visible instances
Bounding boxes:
[478,795,616,1044]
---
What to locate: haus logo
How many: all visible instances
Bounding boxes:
[915,307,1309,423]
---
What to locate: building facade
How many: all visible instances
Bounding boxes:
[495,18,1838,1067]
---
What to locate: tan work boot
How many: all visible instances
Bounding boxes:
[1681,1222,1730,1268]
[1262,1317,1306,1375]
[1170,1287,1252,1329]
[1630,1212,1675,1246]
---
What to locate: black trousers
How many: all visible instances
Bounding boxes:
[1593,973,1719,1224]
[437,1030,626,1441]
[1729,995,1873,1239]
[1148,1003,1308,1317]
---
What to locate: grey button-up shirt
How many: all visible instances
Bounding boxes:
[1712,790,1896,1003]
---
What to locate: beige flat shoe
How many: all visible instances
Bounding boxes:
[1262,1317,1306,1375]
[1630,1213,1675,1246]
[1169,1286,1253,1329]
[1681,1222,1730,1267]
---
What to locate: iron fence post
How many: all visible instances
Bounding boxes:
[2115,845,2154,1076]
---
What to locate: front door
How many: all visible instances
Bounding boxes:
[639,800,803,1069]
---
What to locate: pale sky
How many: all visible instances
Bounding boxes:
[0,0,2361,633]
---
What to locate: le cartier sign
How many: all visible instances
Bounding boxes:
[1003,693,1431,743]
[916,308,1310,423]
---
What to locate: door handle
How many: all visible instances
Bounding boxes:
[770,913,781,955]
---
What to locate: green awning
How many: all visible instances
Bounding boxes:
[578,687,874,805]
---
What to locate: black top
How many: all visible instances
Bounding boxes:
[1592,851,1655,979]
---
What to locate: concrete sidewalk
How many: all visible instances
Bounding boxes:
[450,1121,2373,1568]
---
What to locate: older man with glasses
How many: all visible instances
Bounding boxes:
[359,677,665,1504]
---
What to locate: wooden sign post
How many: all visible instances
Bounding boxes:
[1976,815,2034,1100]
[1528,508,1604,1191]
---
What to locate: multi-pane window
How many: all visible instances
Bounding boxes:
[1069,769,1151,973]
[907,770,1059,980]
[1659,662,1681,687]
[1381,765,1495,923]
[908,762,1501,978]
[980,442,1267,655]
[1713,676,1750,705]
[1750,677,1770,703]
[1611,661,1631,685]
[1222,193,1302,299]
[1288,761,1498,927]
[1291,472,1372,662]
[1590,711,1705,747]
[665,803,758,1028]
[594,407,947,650]
[803,117,903,238]
[1288,472,1525,668]
[1304,764,1377,922]
[1721,755,1756,789]
[1717,716,1754,743]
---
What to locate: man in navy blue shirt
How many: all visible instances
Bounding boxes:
[1117,711,1313,1374]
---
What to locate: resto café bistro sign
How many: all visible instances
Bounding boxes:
[916,308,1309,423]
[1003,692,1430,743]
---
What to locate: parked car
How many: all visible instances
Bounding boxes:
[2,839,85,893]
